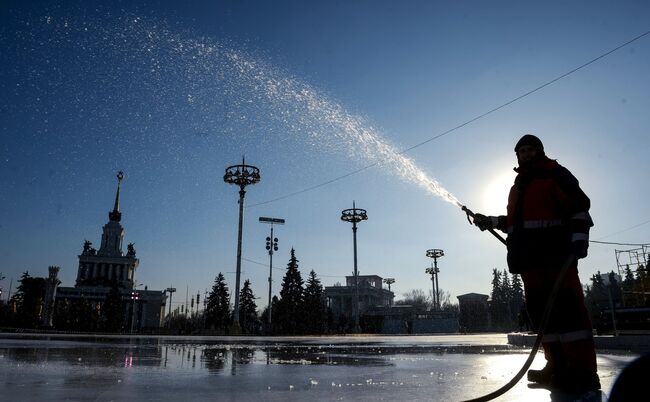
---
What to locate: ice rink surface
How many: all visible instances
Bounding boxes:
[0,334,639,402]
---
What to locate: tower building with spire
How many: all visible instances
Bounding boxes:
[52,172,166,331]
[75,171,139,289]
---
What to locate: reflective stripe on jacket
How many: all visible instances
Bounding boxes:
[496,158,593,273]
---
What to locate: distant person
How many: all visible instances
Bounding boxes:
[473,134,599,393]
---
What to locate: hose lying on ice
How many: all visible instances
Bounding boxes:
[459,205,576,401]
[461,254,576,402]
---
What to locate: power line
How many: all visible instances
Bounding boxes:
[241,257,345,277]
[594,219,650,241]
[249,29,650,208]
[249,165,375,207]
[590,240,649,247]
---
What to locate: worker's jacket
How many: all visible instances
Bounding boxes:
[495,158,593,273]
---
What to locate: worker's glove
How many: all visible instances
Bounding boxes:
[572,239,589,259]
[473,214,498,231]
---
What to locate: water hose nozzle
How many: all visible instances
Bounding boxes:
[461,205,475,225]
[460,204,507,246]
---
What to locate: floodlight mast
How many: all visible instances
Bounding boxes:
[259,216,285,330]
[425,249,444,310]
[341,201,368,333]
[224,157,260,332]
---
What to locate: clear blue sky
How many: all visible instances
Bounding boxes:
[1,0,649,310]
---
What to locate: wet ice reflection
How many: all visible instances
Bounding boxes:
[0,336,637,402]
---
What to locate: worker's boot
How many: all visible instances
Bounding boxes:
[527,342,563,386]
[553,338,600,393]
[552,369,601,393]
[527,363,554,385]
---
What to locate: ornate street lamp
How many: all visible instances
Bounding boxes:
[224,158,260,332]
[341,201,368,333]
[259,217,285,330]
[426,249,444,310]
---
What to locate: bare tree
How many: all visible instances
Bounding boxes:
[396,289,430,309]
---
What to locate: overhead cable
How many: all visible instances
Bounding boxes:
[590,240,649,247]
[249,29,650,208]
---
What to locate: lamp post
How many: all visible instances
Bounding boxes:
[130,283,143,333]
[259,217,285,329]
[341,201,368,333]
[224,157,260,332]
[383,278,395,306]
[425,249,444,310]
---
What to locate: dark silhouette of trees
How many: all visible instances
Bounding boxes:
[489,269,524,331]
[275,249,304,335]
[396,289,429,309]
[438,289,459,313]
[585,270,626,331]
[584,271,608,321]
[260,295,280,333]
[205,272,231,332]
[52,297,99,331]
[489,269,507,330]
[239,279,259,334]
[11,272,46,328]
[303,270,327,334]
[622,265,636,305]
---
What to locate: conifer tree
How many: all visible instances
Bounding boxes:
[12,271,46,328]
[584,271,607,323]
[304,270,327,334]
[501,269,513,328]
[239,279,259,334]
[511,274,525,307]
[276,248,305,334]
[205,272,231,332]
[489,268,507,330]
[622,265,636,306]
[510,273,526,327]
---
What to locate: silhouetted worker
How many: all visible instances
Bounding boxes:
[473,134,599,393]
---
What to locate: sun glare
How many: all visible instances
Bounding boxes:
[481,170,515,215]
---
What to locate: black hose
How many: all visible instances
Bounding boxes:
[458,205,579,401]
[461,254,576,402]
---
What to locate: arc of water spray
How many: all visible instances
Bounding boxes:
[227,52,509,245]
[226,51,463,209]
[235,29,650,240]
[226,52,506,242]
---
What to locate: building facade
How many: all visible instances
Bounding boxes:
[52,172,166,331]
[324,275,394,327]
[457,292,491,333]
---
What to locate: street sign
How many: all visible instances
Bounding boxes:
[259,217,285,224]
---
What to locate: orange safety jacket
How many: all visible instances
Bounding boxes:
[495,158,593,273]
